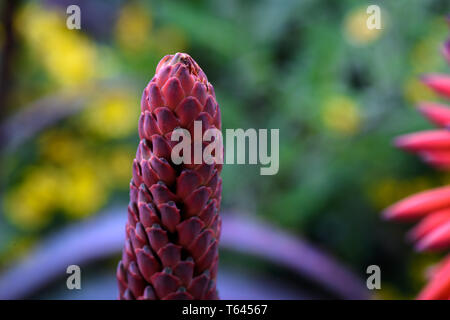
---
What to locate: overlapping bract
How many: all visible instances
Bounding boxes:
[384,29,450,300]
[117,53,222,300]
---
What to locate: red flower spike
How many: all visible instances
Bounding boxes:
[118,53,222,300]
[385,27,450,300]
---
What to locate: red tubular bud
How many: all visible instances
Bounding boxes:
[383,186,450,220]
[417,102,450,127]
[421,73,450,99]
[417,255,450,300]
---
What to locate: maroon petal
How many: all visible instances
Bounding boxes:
[123,289,134,300]
[192,81,207,106]
[173,260,194,286]
[141,86,150,112]
[132,160,143,186]
[129,182,138,205]
[151,135,172,159]
[151,157,176,185]
[116,261,127,296]
[184,186,212,216]
[138,184,152,204]
[143,111,162,136]
[187,274,208,299]
[142,285,157,300]
[154,107,180,134]
[146,224,168,252]
[138,203,160,228]
[156,65,172,88]
[176,170,202,200]
[122,238,135,269]
[141,160,159,187]
[194,164,214,184]
[175,97,202,127]
[148,83,165,111]
[136,246,160,282]
[198,199,216,227]
[162,77,184,110]
[203,96,216,117]
[176,217,204,247]
[176,66,195,95]
[136,139,151,161]
[157,243,182,268]
[196,241,218,273]
[127,261,146,298]
[188,229,214,260]
[127,203,138,227]
[151,271,180,299]
[149,182,177,205]
[158,202,180,233]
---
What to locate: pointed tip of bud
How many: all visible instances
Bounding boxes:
[420,73,440,88]
[381,207,396,220]
[414,241,427,252]
[420,73,450,98]
[416,102,450,127]
[382,186,450,220]
[393,129,450,152]
[392,134,418,151]
[155,52,209,85]
[392,136,405,149]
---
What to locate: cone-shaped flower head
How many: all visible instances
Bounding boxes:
[384,27,450,299]
[117,53,222,300]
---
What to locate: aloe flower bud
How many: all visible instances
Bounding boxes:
[384,29,450,299]
[117,53,222,300]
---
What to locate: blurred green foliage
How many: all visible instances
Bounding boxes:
[1,0,450,298]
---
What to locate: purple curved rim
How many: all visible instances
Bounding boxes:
[0,208,369,300]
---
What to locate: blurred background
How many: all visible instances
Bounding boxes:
[0,0,450,299]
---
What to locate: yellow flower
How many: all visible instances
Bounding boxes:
[115,3,152,53]
[107,147,134,187]
[38,129,85,164]
[0,236,36,268]
[3,166,60,230]
[410,37,443,74]
[403,77,436,104]
[59,161,106,219]
[15,3,97,87]
[344,7,384,45]
[82,90,138,138]
[368,177,434,210]
[321,95,361,135]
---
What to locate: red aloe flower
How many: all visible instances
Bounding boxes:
[117,53,222,300]
[383,29,450,300]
